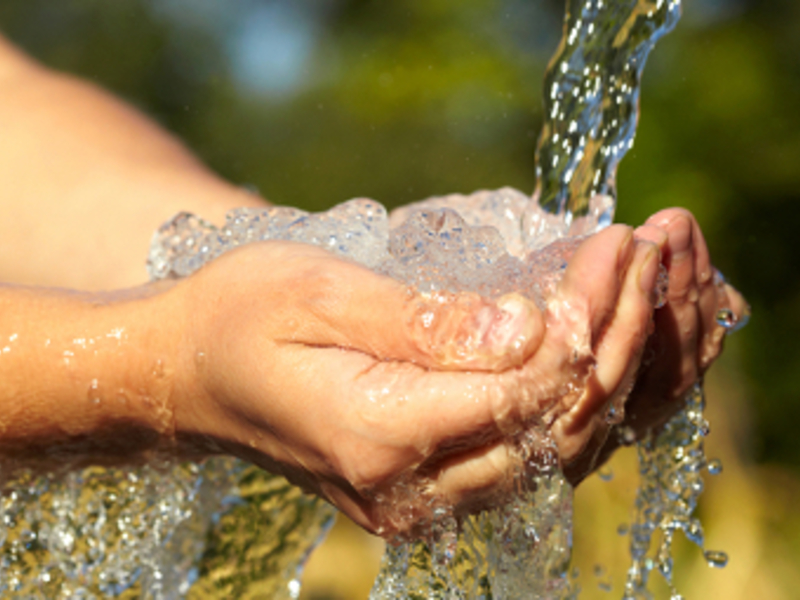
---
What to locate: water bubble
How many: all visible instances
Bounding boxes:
[707,459,723,475]
[704,550,728,569]
[617,523,629,536]
[598,467,614,482]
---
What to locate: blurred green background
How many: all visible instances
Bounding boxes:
[1,0,798,597]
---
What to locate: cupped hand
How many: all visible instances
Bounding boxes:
[164,223,667,536]
[625,208,747,427]
[564,208,749,483]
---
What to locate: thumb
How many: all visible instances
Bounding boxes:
[283,250,545,372]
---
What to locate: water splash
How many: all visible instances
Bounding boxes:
[369,431,575,599]
[622,384,724,599]
[0,460,218,598]
[0,457,334,599]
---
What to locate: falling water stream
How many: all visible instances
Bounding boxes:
[0,0,744,598]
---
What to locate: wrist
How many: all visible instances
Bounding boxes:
[0,281,186,468]
[164,253,303,471]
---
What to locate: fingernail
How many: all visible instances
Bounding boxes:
[634,224,669,249]
[639,244,660,298]
[487,295,531,349]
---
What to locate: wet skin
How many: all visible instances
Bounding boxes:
[166,209,746,536]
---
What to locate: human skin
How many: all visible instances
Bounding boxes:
[0,34,746,535]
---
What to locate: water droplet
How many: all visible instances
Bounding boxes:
[704,550,728,569]
[605,401,625,425]
[618,426,637,445]
[617,523,629,536]
[707,459,723,475]
[20,529,36,544]
[152,359,165,378]
[698,419,711,437]
[716,308,736,330]
[598,467,614,482]
[88,379,102,405]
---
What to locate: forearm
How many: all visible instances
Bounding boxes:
[0,35,264,290]
[0,282,184,466]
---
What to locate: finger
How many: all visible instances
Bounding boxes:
[511,225,636,426]
[634,223,669,253]
[698,277,750,370]
[278,346,513,491]
[698,272,723,371]
[552,224,635,345]
[725,282,751,330]
[660,212,703,388]
[551,241,660,450]
[691,217,713,285]
[651,209,697,303]
[319,479,380,534]
[405,291,545,371]
[265,243,545,372]
[634,223,669,305]
[591,241,661,405]
[430,440,515,510]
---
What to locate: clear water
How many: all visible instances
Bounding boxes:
[368,431,575,599]
[533,0,682,226]
[0,456,334,598]
[0,0,737,597]
[621,384,727,599]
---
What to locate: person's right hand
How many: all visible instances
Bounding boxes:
[563,208,749,483]
[626,208,748,426]
[165,224,660,536]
